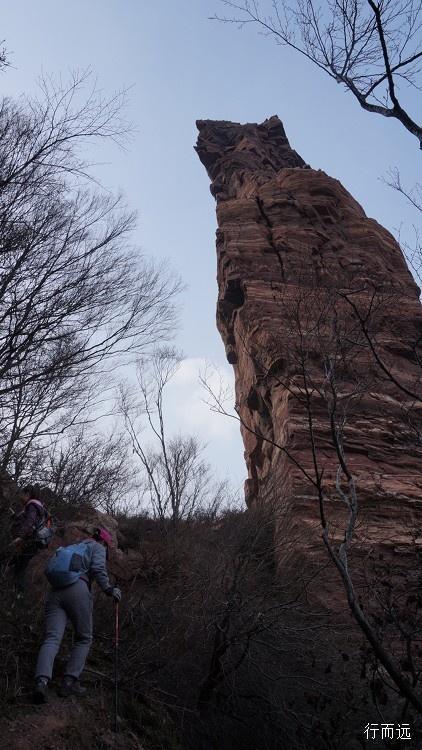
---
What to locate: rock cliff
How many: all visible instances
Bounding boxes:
[196,116,422,566]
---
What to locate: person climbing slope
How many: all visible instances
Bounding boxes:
[33,527,121,704]
[10,485,50,592]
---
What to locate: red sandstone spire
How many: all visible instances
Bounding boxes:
[196,117,422,560]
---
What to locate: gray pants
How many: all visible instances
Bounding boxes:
[35,579,93,680]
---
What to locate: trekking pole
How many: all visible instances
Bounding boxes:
[114,599,119,732]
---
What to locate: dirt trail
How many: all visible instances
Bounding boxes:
[0,690,145,750]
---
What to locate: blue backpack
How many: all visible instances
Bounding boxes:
[45,542,92,589]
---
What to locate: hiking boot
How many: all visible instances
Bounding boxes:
[33,677,49,704]
[58,675,87,697]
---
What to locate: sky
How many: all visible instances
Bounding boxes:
[1,0,420,497]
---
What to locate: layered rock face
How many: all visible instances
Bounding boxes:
[196,116,422,567]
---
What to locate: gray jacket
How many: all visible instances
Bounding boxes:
[80,539,112,593]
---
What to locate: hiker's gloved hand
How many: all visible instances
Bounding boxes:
[107,586,121,602]
[111,587,121,602]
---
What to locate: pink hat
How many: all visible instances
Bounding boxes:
[95,527,113,547]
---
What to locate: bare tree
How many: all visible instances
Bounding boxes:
[0,362,94,479]
[0,72,181,473]
[383,169,422,288]
[0,39,9,72]
[26,426,135,516]
[121,348,227,528]
[213,0,422,147]
[201,286,422,716]
[207,15,422,711]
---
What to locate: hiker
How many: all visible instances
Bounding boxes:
[34,527,121,703]
[10,485,48,592]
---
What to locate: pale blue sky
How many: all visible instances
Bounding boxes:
[1,1,420,493]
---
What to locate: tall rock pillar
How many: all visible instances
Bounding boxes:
[196,117,422,566]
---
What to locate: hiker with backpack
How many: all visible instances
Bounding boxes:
[10,485,52,592]
[34,527,121,703]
